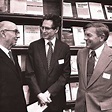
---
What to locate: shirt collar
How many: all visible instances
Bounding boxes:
[95,44,105,59]
[44,37,56,47]
[0,45,9,56]
[89,44,105,58]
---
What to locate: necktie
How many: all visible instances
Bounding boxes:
[47,41,53,70]
[8,51,15,64]
[87,50,96,84]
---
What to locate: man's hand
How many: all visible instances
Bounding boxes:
[37,92,51,106]
[44,91,52,103]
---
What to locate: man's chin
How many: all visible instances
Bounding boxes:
[11,44,16,48]
[86,45,91,49]
[43,36,49,39]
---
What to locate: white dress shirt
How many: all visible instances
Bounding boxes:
[89,43,105,68]
[0,45,10,58]
[44,37,56,56]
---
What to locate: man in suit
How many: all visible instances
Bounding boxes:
[26,14,71,112]
[0,21,27,112]
[75,22,112,112]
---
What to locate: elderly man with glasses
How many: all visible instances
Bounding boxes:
[0,21,27,112]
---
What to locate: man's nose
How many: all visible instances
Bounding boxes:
[84,36,87,40]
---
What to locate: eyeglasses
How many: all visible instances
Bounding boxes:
[41,26,55,31]
[2,29,20,35]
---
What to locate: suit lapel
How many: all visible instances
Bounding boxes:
[81,48,89,87]
[87,45,112,87]
[49,39,62,74]
[0,49,18,74]
[38,39,48,72]
[13,53,22,81]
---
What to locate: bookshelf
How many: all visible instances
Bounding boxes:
[1,0,112,111]
[62,0,112,111]
[0,0,62,108]
[0,0,62,54]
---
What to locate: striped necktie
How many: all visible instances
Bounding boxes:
[87,50,96,84]
[8,51,15,64]
[47,41,53,70]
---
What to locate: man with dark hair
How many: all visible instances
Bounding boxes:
[41,14,61,29]
[26,14,71,112]
[75,22,112,112]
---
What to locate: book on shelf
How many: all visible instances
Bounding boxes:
[23,85,30,105]
[63,109,75,112]
[63,109,73,112]
[62,28,75,46]
[107,32,112,47]
[70,55,78,75]
[65,83,72,102]
[17,55,26,71]
[71,110,75,112]
[75,2,90,19]
[26,0,43,15]
[0,0,9,12]
[63,2,73,17]
[24,25,41,45]
[88,2,105,19]
[71,2,78,18]
[104,5,112,20]
[10,0,26,14]
[70,82,79,101]
[16,25,24,46]
[72,26,86,47]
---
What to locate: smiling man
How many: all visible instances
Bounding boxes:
[26,14,71,112]
[75,22,112,112]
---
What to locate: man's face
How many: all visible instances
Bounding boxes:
[84,27,103,50]
[41,20,58,40]
[3,28,20,49]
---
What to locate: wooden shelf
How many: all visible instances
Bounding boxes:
[63,17,112,23]
[12,46,28,50]
[69,75,79,82]
[70,46,84,51]
[0,13,43,19]
[65,101,75,109]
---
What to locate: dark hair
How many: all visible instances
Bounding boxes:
[84,22,110,41]
[42,14,61,29]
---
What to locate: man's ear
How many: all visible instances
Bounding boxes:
[55,27,59,33]
[100,35,105,42]
[0,30,6,37]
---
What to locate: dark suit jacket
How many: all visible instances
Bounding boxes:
[75,44,112,112]
[26,38,71,111]
[0,49,27,112]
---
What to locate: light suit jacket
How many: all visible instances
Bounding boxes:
[75,44,112,112]
[26,38,71,111]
